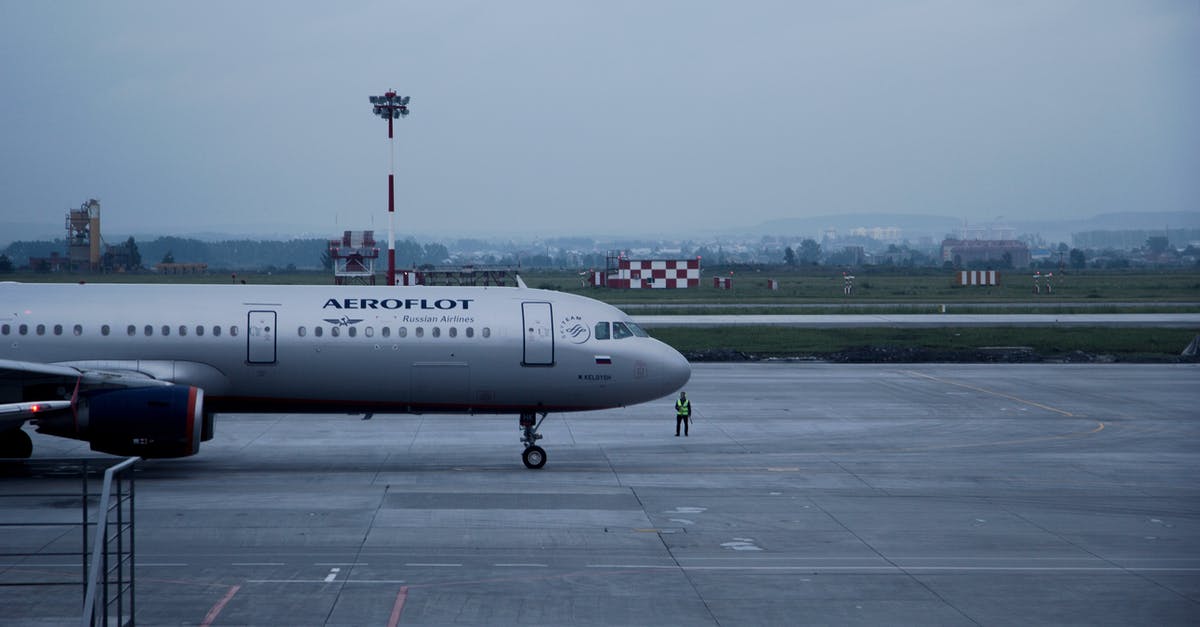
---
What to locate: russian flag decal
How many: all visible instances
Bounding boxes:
[595,355,612,365]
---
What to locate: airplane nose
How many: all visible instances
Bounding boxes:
[660,342,692,393]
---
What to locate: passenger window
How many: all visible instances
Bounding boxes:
[213,326,222,337]
[126,325,136,336]
[230,326,239,337]
[196,326,204,336]
[100,325,110,336]
[162,325,170,336]
[432,327,440,338]
[466,327,474,338]
[298,326,307,337]
[73,325,82,336]
[348,327,357,338]
[54,324,63,336]
[179,325,187,337]
[381,327,391,338]
[398,327,408,338]
[0,324,8,335]
[612,322,633,339]
[314,326,323,337]
[416,327,424,338]
[331,326,340,337]
[37,324,46,336]
[365,327,374,338]
[482,327,491,338]
[144,325,153,336]
[448,327,457,338]
[19,324,28,335]
[594,322,610,340]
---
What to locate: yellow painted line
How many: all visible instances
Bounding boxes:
[904,370,1075,417]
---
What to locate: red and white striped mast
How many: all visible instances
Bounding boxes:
[369,90,410,286]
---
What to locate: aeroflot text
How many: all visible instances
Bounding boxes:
[322,298,474,311]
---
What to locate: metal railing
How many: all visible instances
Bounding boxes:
[0,456,139,626]
[81,456,139,627]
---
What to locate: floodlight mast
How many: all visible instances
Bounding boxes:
[369,90,410,285]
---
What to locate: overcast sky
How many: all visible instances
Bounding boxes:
[1,1,1196,239]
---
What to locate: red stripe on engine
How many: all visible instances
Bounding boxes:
[186,387,199,454]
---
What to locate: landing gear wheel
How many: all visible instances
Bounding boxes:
[0,429,33,459]
[522,445,547,470]
[518,411,548,469]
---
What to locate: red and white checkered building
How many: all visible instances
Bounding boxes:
[592,258,701,289]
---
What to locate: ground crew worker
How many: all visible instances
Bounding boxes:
[675,391,691,437]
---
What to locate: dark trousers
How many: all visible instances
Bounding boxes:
[676,414,689,436]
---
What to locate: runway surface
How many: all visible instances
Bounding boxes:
[633,312,1200,328]
[3,363,1199,625]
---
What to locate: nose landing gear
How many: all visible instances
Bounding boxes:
[519,411,547,469]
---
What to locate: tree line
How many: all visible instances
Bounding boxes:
[0,236,454,272]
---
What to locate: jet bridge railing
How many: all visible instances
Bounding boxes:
[0,456,139,627]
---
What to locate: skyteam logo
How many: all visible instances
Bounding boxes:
[323,316,364,327]
[558,315,590,344]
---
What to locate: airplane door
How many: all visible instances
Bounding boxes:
[246,310,277,364]
[521,301,554,366]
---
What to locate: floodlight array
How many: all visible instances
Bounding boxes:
[369,93,410,119]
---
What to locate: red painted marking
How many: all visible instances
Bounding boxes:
[186,387,199,454]
[387,586,409,627]
[200,584,241,626]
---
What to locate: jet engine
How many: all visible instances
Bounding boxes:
[61,386,206,458]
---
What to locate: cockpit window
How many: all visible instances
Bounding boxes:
[627,322,649,337]
[594,321,610,340]
[612,321,634,339]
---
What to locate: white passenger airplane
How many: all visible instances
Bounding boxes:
[0,281,691,468]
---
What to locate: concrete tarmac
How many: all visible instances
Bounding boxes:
[3,363,1199,625]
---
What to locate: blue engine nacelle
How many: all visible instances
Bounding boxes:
[82,386,205,458]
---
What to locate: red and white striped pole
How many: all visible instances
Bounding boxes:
[387,98,395,286]
[369,90,409,286]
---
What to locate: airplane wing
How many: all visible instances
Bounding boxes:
[0,358,170,431]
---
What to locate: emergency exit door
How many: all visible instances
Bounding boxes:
[521,302,554,366]
[246,310,277,364]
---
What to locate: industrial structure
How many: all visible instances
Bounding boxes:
[590,252,701,289]
[329,230,380,285]
[27,199,142,273]
[398,265,514,287]
[66,199,102,271]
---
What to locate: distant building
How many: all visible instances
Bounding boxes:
[28,252,70,272]
[849,226,902,241]
[956,223,1016,241]
[941,239,1030,268]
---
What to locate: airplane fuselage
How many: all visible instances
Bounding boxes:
[1,282,691,416]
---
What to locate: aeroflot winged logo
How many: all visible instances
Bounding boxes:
[558,315,590,344]
[323,316,363,327]
[322,297,474,310]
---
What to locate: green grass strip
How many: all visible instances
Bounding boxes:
[648,326,1200,359]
